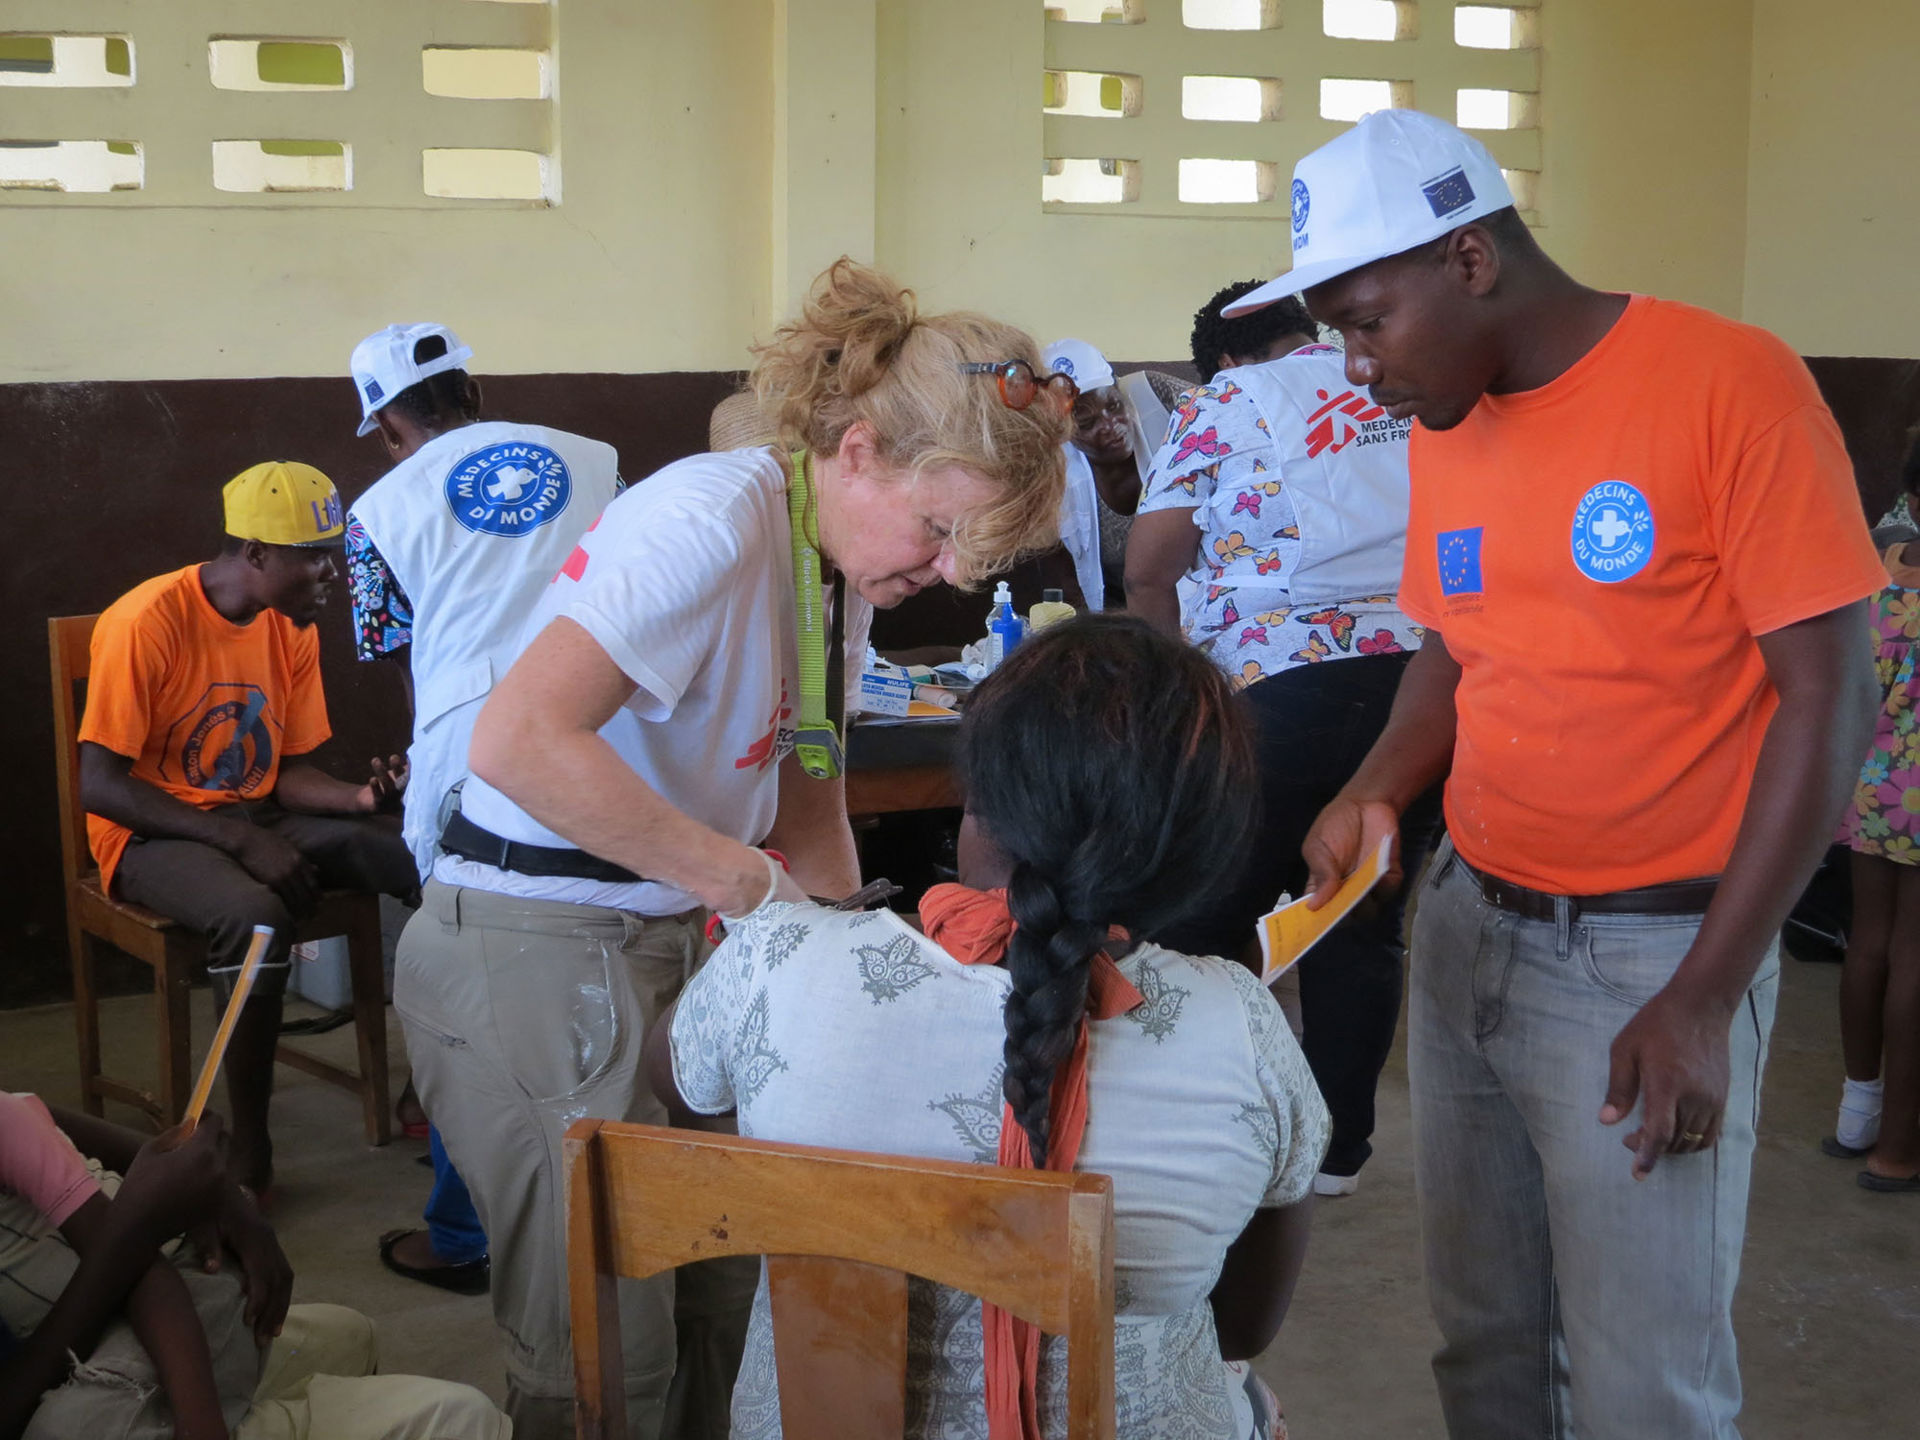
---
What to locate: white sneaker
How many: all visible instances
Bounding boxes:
[1313,1171,1359,1198]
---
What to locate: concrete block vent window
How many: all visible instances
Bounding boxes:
[1041,0,1540,218]
[1,5,557,205]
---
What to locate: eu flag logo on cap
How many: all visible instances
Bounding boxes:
[1422,166,1476,219]
[364,379,384,403]
[1438,527,1484,596]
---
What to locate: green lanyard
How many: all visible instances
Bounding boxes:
[788,450,844,780]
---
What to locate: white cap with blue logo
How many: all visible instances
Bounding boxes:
[1041,338,1116,393]
[1224,109,1514,318]
[350,322,475,436]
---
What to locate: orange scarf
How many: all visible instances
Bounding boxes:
[919,882,1142,1440]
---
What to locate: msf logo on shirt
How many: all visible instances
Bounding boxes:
[1305,388,1408,459]
[446,442,573,538]
[735,682,794,772]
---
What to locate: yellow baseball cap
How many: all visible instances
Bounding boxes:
[222,461,346,547]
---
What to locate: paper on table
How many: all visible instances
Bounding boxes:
[1257,833,1394,985]
[182,924,275,1132]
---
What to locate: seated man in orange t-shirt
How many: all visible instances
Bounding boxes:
[1256,113,1884,1439]
[79,462,417,1192]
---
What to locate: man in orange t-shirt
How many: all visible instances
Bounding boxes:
[79,462,417,1191]
[1232,113,1884,1438]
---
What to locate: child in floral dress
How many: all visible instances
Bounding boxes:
[1831,455,1920,1192]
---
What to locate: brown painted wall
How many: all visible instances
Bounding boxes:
[2,371,738,1007]
[3,358,1914,1006]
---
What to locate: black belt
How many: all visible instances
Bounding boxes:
[1458,856,1717,921]
[441,811,643,885]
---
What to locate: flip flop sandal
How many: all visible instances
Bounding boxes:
[1857,1169,1920,1193]
[1822,1135,1872,1159]
[378,1229,491,1294]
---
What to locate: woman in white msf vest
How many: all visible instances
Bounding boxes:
[391,261,1069,1440]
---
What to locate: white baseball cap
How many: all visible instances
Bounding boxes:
[1224,110,1514,317]
[350,322,475,436]
[1041,338,1116,393]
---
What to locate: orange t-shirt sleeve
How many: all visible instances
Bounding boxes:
[280,628,332,758]
[1711,399,1886,636]
[76,608,164,761]
[1397,444,1442,630]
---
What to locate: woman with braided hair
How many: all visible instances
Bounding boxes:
[657,615,1329,1439]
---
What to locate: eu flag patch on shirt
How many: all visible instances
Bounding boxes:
[1422,167,1476,218]
[1438,527,1484,596]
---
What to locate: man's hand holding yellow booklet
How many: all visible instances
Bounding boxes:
[1257,833,1395,985]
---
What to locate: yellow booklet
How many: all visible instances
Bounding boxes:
[1257,833,1394,984]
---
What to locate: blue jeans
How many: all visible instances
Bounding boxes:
[1409,836,1779,1440]
[425,1126,488,1265]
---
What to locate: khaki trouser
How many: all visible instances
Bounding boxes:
[394,880,753,1440]
[7,1161,507,1440]
[24,1283,507,1440]
[235,1304,512,1440]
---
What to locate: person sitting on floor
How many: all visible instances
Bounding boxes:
[0,1092,508,1440]
[78,462,419,1192]
[652,615,1328,1439]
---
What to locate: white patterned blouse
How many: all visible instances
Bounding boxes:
[670,902,1330,1440]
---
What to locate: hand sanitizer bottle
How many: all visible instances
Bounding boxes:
[986,580,1023,669]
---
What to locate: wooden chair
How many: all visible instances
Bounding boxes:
[48,614,391,1144]
[566,1120,1115,1440]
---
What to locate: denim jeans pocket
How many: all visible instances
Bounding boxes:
[1574,913,1701,1006]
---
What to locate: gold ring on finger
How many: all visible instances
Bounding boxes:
[1680,1131,1706,1143]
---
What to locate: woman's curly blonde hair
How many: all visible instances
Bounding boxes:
[750,258,1068,587]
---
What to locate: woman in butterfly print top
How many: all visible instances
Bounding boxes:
[653,618,1329,1440]
[1123,286,1437,1196]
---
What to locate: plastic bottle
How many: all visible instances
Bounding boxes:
[1028,587,1076,631]
[986,580,1024,669]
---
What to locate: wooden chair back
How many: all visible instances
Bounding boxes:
[48,613,100,893]
[565,1119,1115,1440]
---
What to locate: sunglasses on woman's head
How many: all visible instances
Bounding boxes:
[961,360,1079,413]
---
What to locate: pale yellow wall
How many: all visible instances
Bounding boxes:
[0,1,773,384]
[1744,0,1920,356]
[6,0,1907,387]
[875,0,1756,360]
[1536,0,1752,319]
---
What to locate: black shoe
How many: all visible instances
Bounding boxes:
[1821,1135,1872,1159]
[1858,1167,1920,1193]
[378,1229,490,1295]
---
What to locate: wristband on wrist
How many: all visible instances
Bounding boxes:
[717,849,783,923]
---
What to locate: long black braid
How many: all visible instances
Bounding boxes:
[957,615,1258,1165]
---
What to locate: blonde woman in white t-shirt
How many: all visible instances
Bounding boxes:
[390,260,1071,1440]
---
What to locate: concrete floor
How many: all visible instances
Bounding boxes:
[4,951,1914,1436]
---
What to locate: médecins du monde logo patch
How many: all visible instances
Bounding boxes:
[445,441,572,537]
[1570,479,1655,583]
